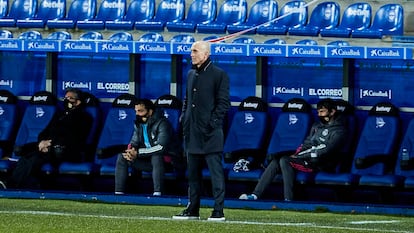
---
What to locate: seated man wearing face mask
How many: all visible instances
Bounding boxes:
[2,88,93,189]
[115,98,179,196]
[239,98,348,201]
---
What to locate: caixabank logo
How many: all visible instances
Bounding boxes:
[136,42,169,54]
[0,40,21,51]
[360,89,392,99]
[288,45,324,58]
[98,42,133,53]
[272,87,304,96]
[62,41,96,52]
[327,47,364,59]
[212,44,247,56]
[62,81,92,91]
[172,44,192,54]
[367,48,406,59]
[250,44,286,57]
[0,80,13,88]
[25,41,58,52]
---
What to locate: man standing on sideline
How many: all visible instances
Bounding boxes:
[173,41,230,221]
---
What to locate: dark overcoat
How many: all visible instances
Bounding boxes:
[182,59,230,154]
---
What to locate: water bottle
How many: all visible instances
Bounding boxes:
[310,146,317,158]
[402,148,409,161]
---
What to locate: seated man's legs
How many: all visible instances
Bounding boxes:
[279,156,295,201]
[252,158,280,198]
[151,153,165,194]
[114,154,129,194]
[9,151,50,188]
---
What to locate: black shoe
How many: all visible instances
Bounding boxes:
[207,210,225,221]
[172,209,200,220]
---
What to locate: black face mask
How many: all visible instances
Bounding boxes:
[135,115,149,124]
[319,116,330,124]
[63,99,76,110]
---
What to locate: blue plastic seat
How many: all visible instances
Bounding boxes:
[46,0,97,29]
[351,4,404,39]
[77,0,126,30]
[228,98,311,182]
[0,90,19,159]
[18,30,42,40]
[46,31,71,40]
[170,34,195,43]
[166,0,217,32]
[79,31,103,40]
[327,40,350,47]
[105,0,155,30]
[0,0,37,27]
[208,96,269,179]
[0,30,13,39]
[134,0,185,31]
[256,0,307,35]
[232,37,255,44]
[16,0,66,28]
[96,94,137,176]
[196,0,247,34]
[295,39,317,45]
[315,102,400,187]
[108,32,133,42]
[288,1,339,36]
[320,2,372,38]
[263,38,286,44]
[137,32,164,42]
[227,0,278,34]
[0,91,57,173]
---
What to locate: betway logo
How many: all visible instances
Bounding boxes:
[0,96,8,102]
[291,47,321,55]
[33,96,49,102]
[348,8,370,17]
[223,5,245,12]
[376,106,392,113]
[370,49,400,57]
[43,1,64,8]
[243,102,258,109]
[160,2,181,9]
[117,99,131,106]
[103,1,125,8]
[158,99,173,105]
[287,103,303,110]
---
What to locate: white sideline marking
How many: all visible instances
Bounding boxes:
[0,210,409,233]
[349,220,401,224]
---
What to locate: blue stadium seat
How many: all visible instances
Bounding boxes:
[232,37,255,44]
[196,0,247,34]
[96,94,137,176]
[46,31,72,40]
[0,91,57,173]
[0,30,13,38]
[327,40,350,47]
[18,31,42,40]
[227,0,278,34]
[76,0,126,30]
[319,2,372,38]
[315,102,400,187]
[170,34,195,43]
[108,32,133,42]
[46,0,97,29]
[351,4,404,39]
[105,0,155,30]
[296,39,317,45]
[288,1,339,36]
[79,31,103,40]
[256,0,307,35]
[263,38,286,44]
[0,0,37,27]
[209,96,269,179]
[0,0,8,20]
[166,0,217,32]
[0,90,19,159]
[137,32,164,42]
[55,92,102,175]
[134,0,185,31]
[16,0,66,28]
[228,98,311,182]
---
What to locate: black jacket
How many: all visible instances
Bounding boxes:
[182,58,230,154]
[38,106,93,162]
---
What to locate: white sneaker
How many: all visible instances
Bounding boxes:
[114,191,124,195]
[239,193,257,200]
[153,192,161,196]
